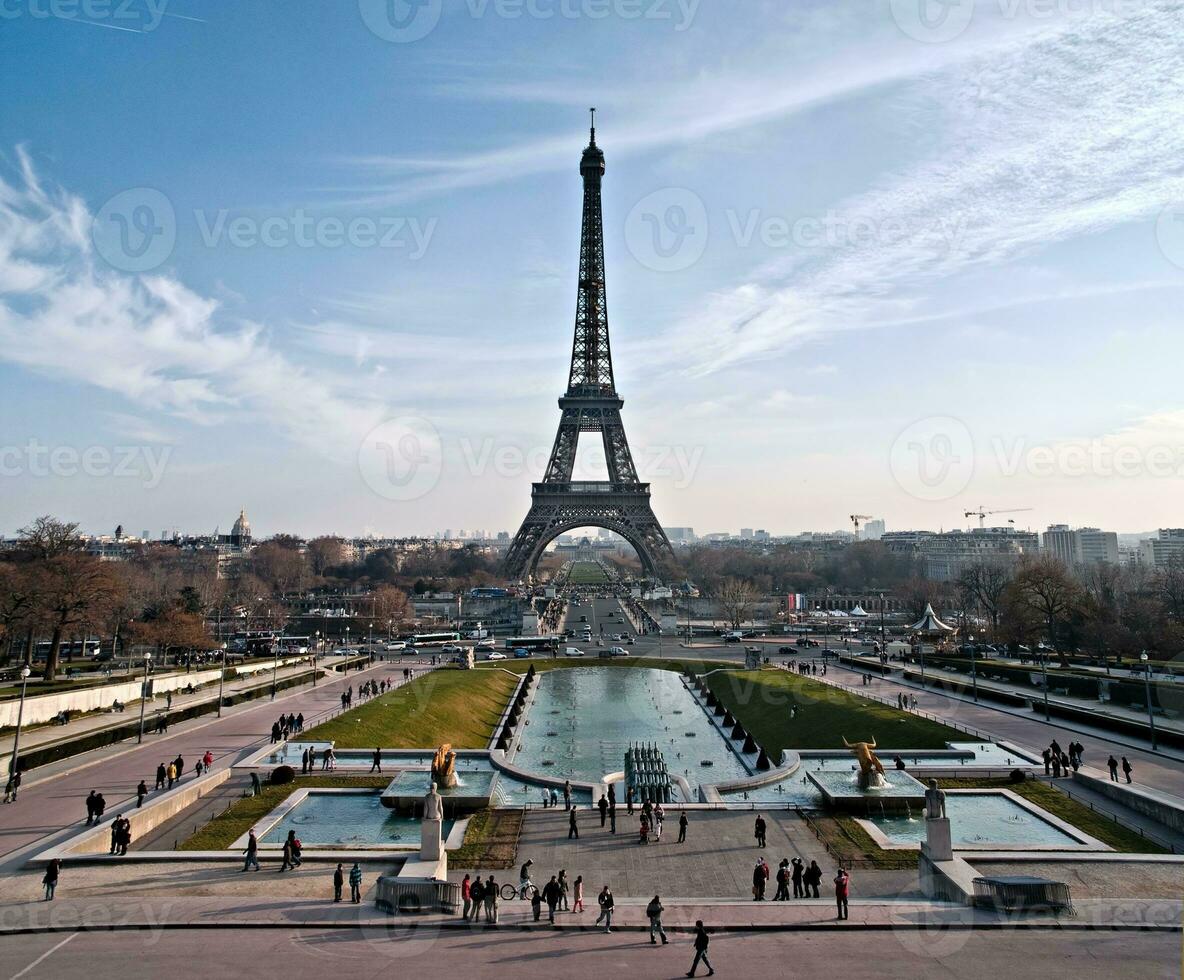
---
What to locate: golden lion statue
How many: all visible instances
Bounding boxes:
[842,736,885,784]
[431,743,458,788]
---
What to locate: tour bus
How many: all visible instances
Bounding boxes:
[407,631,461,648]
[502,635,561,654]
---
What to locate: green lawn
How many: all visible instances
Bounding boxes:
[935,777,1170,854]
[567,561,609,584]
[705,669,963,754]
[180,775,389,850]
[302,669,519,749]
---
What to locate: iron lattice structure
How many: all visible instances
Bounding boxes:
[503,114,673,581]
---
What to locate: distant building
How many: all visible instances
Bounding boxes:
[918,527,1039,582]
[739,528,754,540]
[862,519,885,541]
[1042,525,1119,567]
[1138,529,1184,568]
[662,527,696,543]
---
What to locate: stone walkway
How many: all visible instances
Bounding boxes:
[467,808,918,900]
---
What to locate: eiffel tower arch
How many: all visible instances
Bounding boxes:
[504,112,673,582]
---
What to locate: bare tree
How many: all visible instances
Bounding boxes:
[716,577,757,628]
[1009,556,1082,666]
[956,560,1014,633]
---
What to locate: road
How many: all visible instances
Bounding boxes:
[0,925,1175,979]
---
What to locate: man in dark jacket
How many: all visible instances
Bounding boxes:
[333,863,344,902]
[542,875,562,923]
[687,920,713,977]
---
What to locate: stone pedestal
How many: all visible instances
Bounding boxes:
[420,817,443,862]
[921,816,952,861]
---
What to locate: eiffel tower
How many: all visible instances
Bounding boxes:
[503,112,673,582]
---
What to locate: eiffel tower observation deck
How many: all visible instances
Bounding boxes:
[503,112,673,582]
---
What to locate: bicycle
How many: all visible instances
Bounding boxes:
[501,881,536,901]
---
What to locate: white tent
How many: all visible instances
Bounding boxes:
[910,603,954,633]
[849,604,869,618]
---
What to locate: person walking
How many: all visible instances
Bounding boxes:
[791,857,804,898]
[280,835,295,873]
[834,866,850,920]
[136,780,148,808]
[1108,755,1119,781]
[530,886,543,922]
[564,779,572,810]
[646,894,669,945]
[752,858,768,900]
[595,885,615,933]
[626,786,635,815]
[774,859,790,901]
[598,794,608,827]
[370,748,382,774]
[572,875,585,913]
[333,863,345,902]
[4,771,20,803]
[1122,756,1133,783]
[484,875,499,923]
[349,862,362,902]
[542,875,561,923]
[155,764,166,791]
[558,869,570,911]
[678,811,688,843]
[461,873,471,919]
[166,762,176,790]
[42,859,60,901]
[242,829,260,872]
[609,801,616,834]
[805,860,822,898]
[468,875,484,922]
[754,814,767,848]
[569,807,579,839]
[302,748,310,775]
[687,920,713,977]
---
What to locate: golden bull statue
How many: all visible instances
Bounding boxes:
[431,743,459,788]
[842,736,886,788]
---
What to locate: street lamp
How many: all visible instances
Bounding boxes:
[878,593,886,669]
[270,638,279,700]
[137,650,153,743]
[345,626,351,671]
[8,664,31,784]
[968,634,978,703]
[313,631,320,687]
[1040,650,1050,722]
[217,642,228,718]
[1141,652,1158,750]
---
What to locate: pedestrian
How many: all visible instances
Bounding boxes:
[678,810,688,843]
[1107,755,1119,781]
[334,863,345,902]
[646,894,669,945]
[754,814,767,848]
[469,874,484,922]
[752,858,767,901]
[564,779,572,810]
[85,790,98,825]
[109,815,121,855]
[484,875,498,923]
[280,835,295,872]
[598,793,608,827]
[834,866,850,920]
[542,875,561,923]
[302,748,310,775]
[687,919,713,977]
[774,860,790,901]
[42,858,60,901]
[136,780,148,808]
[626,786,635,815]
[166,762,176,790]
[531,886,543,921]
[349,862,362,902]
[791,857,804,898]
[609,801,616,834]
[568,807,579,839]
[558,869,570,911]
[250,772,262,796]
[3,771,18,803]
[371,747,382,774]
[572,875,585,913]
[155,764,166,790]
[242,829,260,872]
[805,859,822,898]
[1122,756,1133,783]
[1051,753,1062,778]
[194,760,203,780]
[595,885,614,933]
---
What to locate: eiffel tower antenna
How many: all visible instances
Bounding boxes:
[503,114,673,583]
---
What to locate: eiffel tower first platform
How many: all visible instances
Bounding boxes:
[503,112,673,582]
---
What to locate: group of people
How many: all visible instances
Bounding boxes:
[1042,739,1085,777]
[896,692,918,710]
[794,660,826,677]
[300,745,336,773]
[270,712,306,743]
[153,753,193,791]
[108,814,133,855]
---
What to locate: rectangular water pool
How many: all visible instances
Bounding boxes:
[867,793,1085,848]
[257,790,452,848]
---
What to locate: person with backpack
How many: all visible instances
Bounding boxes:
[333,863,344,902]
[687,920,713,977]
[242,829,260,872]
[349,862,362,903]
[595,884,615,933]
[646,894,668,945]
[468,875,484,922]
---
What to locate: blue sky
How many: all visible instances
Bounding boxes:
[1,0,1183,539]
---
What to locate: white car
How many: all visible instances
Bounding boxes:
[608,646,628,656]
[564,647,585,657]
[475,638,496,650]
[384,641,407,651]
[486,652,507,661]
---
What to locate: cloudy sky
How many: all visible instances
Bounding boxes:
[2,0,1183,540]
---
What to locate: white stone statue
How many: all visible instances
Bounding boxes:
[925,779,947,819]
[424,781,444,821]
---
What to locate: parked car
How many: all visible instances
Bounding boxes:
[486,652,507,661]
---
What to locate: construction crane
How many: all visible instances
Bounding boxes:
[964,506,1033,529]
[850,514,873,539]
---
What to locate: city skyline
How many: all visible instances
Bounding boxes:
[3,2,1184,539]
